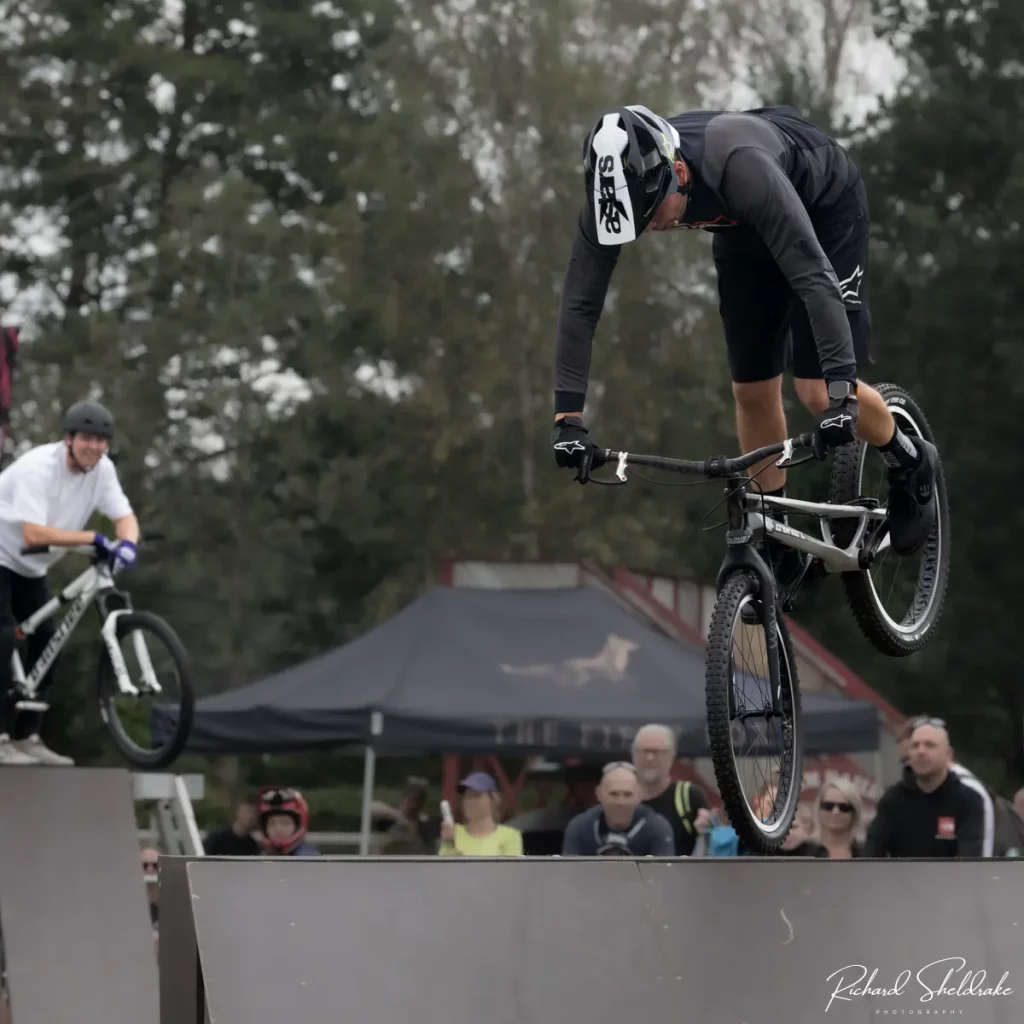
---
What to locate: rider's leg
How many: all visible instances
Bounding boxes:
[9,573,72,764]
[714,238,805,584]
[791,306,938,557]
[733,376,789,492]
[713,232,793,494]
[0,568,37,764]
[794,377,899,446]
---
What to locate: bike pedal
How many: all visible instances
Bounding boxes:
[14,700,49,713]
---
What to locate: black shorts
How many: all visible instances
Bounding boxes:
[712,179,872,383]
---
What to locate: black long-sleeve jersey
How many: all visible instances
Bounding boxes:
[554,105,863,412]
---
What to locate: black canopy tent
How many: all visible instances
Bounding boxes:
[156,584,880,850]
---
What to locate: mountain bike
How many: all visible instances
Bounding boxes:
[12,541,194,769]
[585,382,950,853]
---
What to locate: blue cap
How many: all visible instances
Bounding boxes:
[458,771,498,794]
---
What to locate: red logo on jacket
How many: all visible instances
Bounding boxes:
[937,816,956,839]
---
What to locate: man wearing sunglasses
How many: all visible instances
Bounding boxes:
[551,104,939,583]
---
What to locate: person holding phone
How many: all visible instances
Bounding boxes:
[437,772,523,857]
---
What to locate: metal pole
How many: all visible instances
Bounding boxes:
[358,711,384,856]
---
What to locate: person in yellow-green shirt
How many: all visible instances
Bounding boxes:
[437,771,523,856]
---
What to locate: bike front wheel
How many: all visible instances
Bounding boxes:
[705,570,802,855]
[96,610,194,770]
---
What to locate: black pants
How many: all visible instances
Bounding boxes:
[0,567,59,739]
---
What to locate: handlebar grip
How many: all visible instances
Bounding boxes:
[20,544,52,555]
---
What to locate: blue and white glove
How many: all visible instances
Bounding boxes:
[93,534,138,573]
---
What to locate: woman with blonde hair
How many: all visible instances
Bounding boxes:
[813,777,865,858]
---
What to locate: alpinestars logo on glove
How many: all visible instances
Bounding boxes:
[821,413,852,431]
[554,440,586,454]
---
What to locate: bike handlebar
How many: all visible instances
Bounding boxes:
[20,533,164,557]
[598,432,818,481]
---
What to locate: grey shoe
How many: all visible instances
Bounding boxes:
[0,732,40,765]
[12,734,75,766]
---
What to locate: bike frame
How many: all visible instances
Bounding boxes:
[744,490,890,574]
[12,545,161,707]
[606,436,890,577]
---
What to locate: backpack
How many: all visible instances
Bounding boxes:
[673,780,694,835]
[992,795,1024,857]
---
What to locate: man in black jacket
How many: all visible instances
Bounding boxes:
[865,721,985,857]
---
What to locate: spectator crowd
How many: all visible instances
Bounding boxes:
[137,715,1021,886]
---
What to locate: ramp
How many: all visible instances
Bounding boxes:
[167,857,1024,1024]
[0,767,159,1024]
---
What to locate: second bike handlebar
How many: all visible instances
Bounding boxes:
[596,432,818,482]
[20,533,164,557]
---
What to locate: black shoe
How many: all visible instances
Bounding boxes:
[886,437,938,556]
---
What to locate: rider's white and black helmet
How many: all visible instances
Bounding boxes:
[582,105,683,246]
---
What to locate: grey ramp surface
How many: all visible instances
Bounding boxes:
[187,858,1024,1024]
[0,767,159,1024]
[158,856,200,1024]
[637,858,1024,1023]
[187,858,680,1024]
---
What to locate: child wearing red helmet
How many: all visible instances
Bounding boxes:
[256,786,321,857]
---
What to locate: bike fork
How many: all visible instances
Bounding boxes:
[715,477,784,702]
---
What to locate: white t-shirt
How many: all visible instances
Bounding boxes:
[0,441,134,578]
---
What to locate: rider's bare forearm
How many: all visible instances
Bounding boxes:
[21,522,96,548]
[114,514,140,544]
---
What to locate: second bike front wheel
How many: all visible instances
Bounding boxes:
[96,610,195,770]
[705,570,802,855]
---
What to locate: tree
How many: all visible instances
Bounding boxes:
[796,0,1024,787]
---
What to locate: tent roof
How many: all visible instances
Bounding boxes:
[165,584,879,757]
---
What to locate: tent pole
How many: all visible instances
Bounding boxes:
[359,711,384,856]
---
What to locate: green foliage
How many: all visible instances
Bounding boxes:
[2,0,1021,802]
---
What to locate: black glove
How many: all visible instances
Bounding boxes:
[552,417,601,483]
[816,382,859,452]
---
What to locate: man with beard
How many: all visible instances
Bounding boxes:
[632,723,710,856]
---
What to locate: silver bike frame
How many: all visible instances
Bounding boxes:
[12,545,162,707]
[611,442,891,574]
[744,491,890,573]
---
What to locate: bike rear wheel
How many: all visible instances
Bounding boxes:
[705,570,802,854]
[96,610,194,770]
[829,381,950,657]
